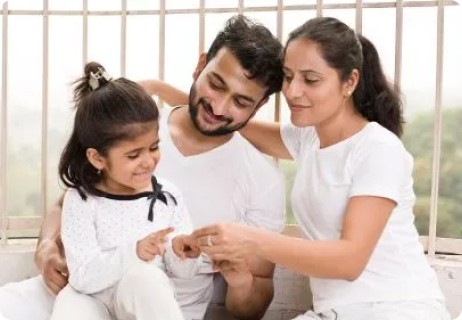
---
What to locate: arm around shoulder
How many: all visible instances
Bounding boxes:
[240,120,291,159]
[138,80,188,107]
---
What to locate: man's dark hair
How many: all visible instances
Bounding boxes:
[206,15,283,97]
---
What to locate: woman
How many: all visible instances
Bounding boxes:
[193,17,450,320]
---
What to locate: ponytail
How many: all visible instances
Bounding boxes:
[354,35,403,137]
[58,131,101,199]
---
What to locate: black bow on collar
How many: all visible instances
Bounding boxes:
[147,176,177,222]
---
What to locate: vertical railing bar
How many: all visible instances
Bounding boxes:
[394,0,403,91]
[1,1,9,245]
[41,0,50,224]
[316,0,323,17]
[120,0,127,77]
[83,0,88,67]
[428,0,445,256]
[199,0,205,54]
[355,0,363,34]
[121,0,127,77]
[238,0,244,15]
[158,0,166,108]
[275,0,283,123]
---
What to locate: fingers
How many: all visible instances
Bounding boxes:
[56,258,69,277]
[192,225,221,239]
[43,266,68,295]
[151,227,174,238]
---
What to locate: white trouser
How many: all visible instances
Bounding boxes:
[0,276,55,320]
[51,262,184,320]
[292,300,451,320]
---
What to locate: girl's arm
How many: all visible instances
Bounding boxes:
[138,80,188,107]
[240,120,292,159]
[62,190,140,294]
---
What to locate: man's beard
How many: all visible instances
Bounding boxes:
[188,84,251,137]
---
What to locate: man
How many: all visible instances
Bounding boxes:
[0,15,285,320]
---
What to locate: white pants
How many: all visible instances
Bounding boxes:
[292,300,451,320]
[51,262,184,320]
[0,276,55,320]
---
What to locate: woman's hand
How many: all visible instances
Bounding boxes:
[192,223,259,262]
[136,227,173,261]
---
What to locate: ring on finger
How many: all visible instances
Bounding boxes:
[207,235,214,246]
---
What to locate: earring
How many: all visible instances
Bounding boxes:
[346,90,352,97]
[97,169,101,175]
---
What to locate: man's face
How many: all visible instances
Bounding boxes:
[188,48,268,136]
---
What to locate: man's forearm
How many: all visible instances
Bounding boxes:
[35,195,64,269]
[225,276,274,320]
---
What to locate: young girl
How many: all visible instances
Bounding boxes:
[50,62,200,320]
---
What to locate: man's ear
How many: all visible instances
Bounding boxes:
[192,52,207,80]
[256,96,269,111]
[86,148,105,171]
[249,96,269,119]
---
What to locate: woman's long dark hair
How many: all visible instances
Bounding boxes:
[59,62,159,198]
[286,17,403,137]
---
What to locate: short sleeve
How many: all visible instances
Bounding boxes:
[349,142,413,203]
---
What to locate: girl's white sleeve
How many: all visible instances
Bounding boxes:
[61,189,140,294]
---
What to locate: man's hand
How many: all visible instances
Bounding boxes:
[37,238,68,295]
[172,235,201,259]
[137,227,173,261]
[214,258,253,289]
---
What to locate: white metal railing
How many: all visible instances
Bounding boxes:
[0,0,460,255]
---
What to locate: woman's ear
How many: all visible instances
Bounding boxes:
[86,148,105,171]
[344,68,360,97]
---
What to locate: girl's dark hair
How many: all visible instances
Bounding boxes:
[59,62,159,198]
[286,17,403,137]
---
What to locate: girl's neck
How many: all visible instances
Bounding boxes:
[96,179,153,196]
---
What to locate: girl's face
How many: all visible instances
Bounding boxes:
[99,123,160,195]
[282,38,352,128]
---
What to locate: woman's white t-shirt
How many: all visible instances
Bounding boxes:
[281,121,444,313]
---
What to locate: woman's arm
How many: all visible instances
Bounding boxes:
[195,196,395,280]
[240,120,292,159]
[138,80,188,107]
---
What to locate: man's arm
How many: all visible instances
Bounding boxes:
[35,194,68,294]
[138,80,188,107]
[213,254,275,320]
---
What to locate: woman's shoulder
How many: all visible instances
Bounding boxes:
[362,122,406,150]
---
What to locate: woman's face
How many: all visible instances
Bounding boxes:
[282,38,352,128]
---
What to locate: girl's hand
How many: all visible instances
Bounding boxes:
[172,235,201,259]
[136,227,174,261]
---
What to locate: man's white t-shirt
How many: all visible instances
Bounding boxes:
[281,121,444,313]
[156,107,285,320]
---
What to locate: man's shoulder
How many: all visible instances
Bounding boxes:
[232,133,282,176]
